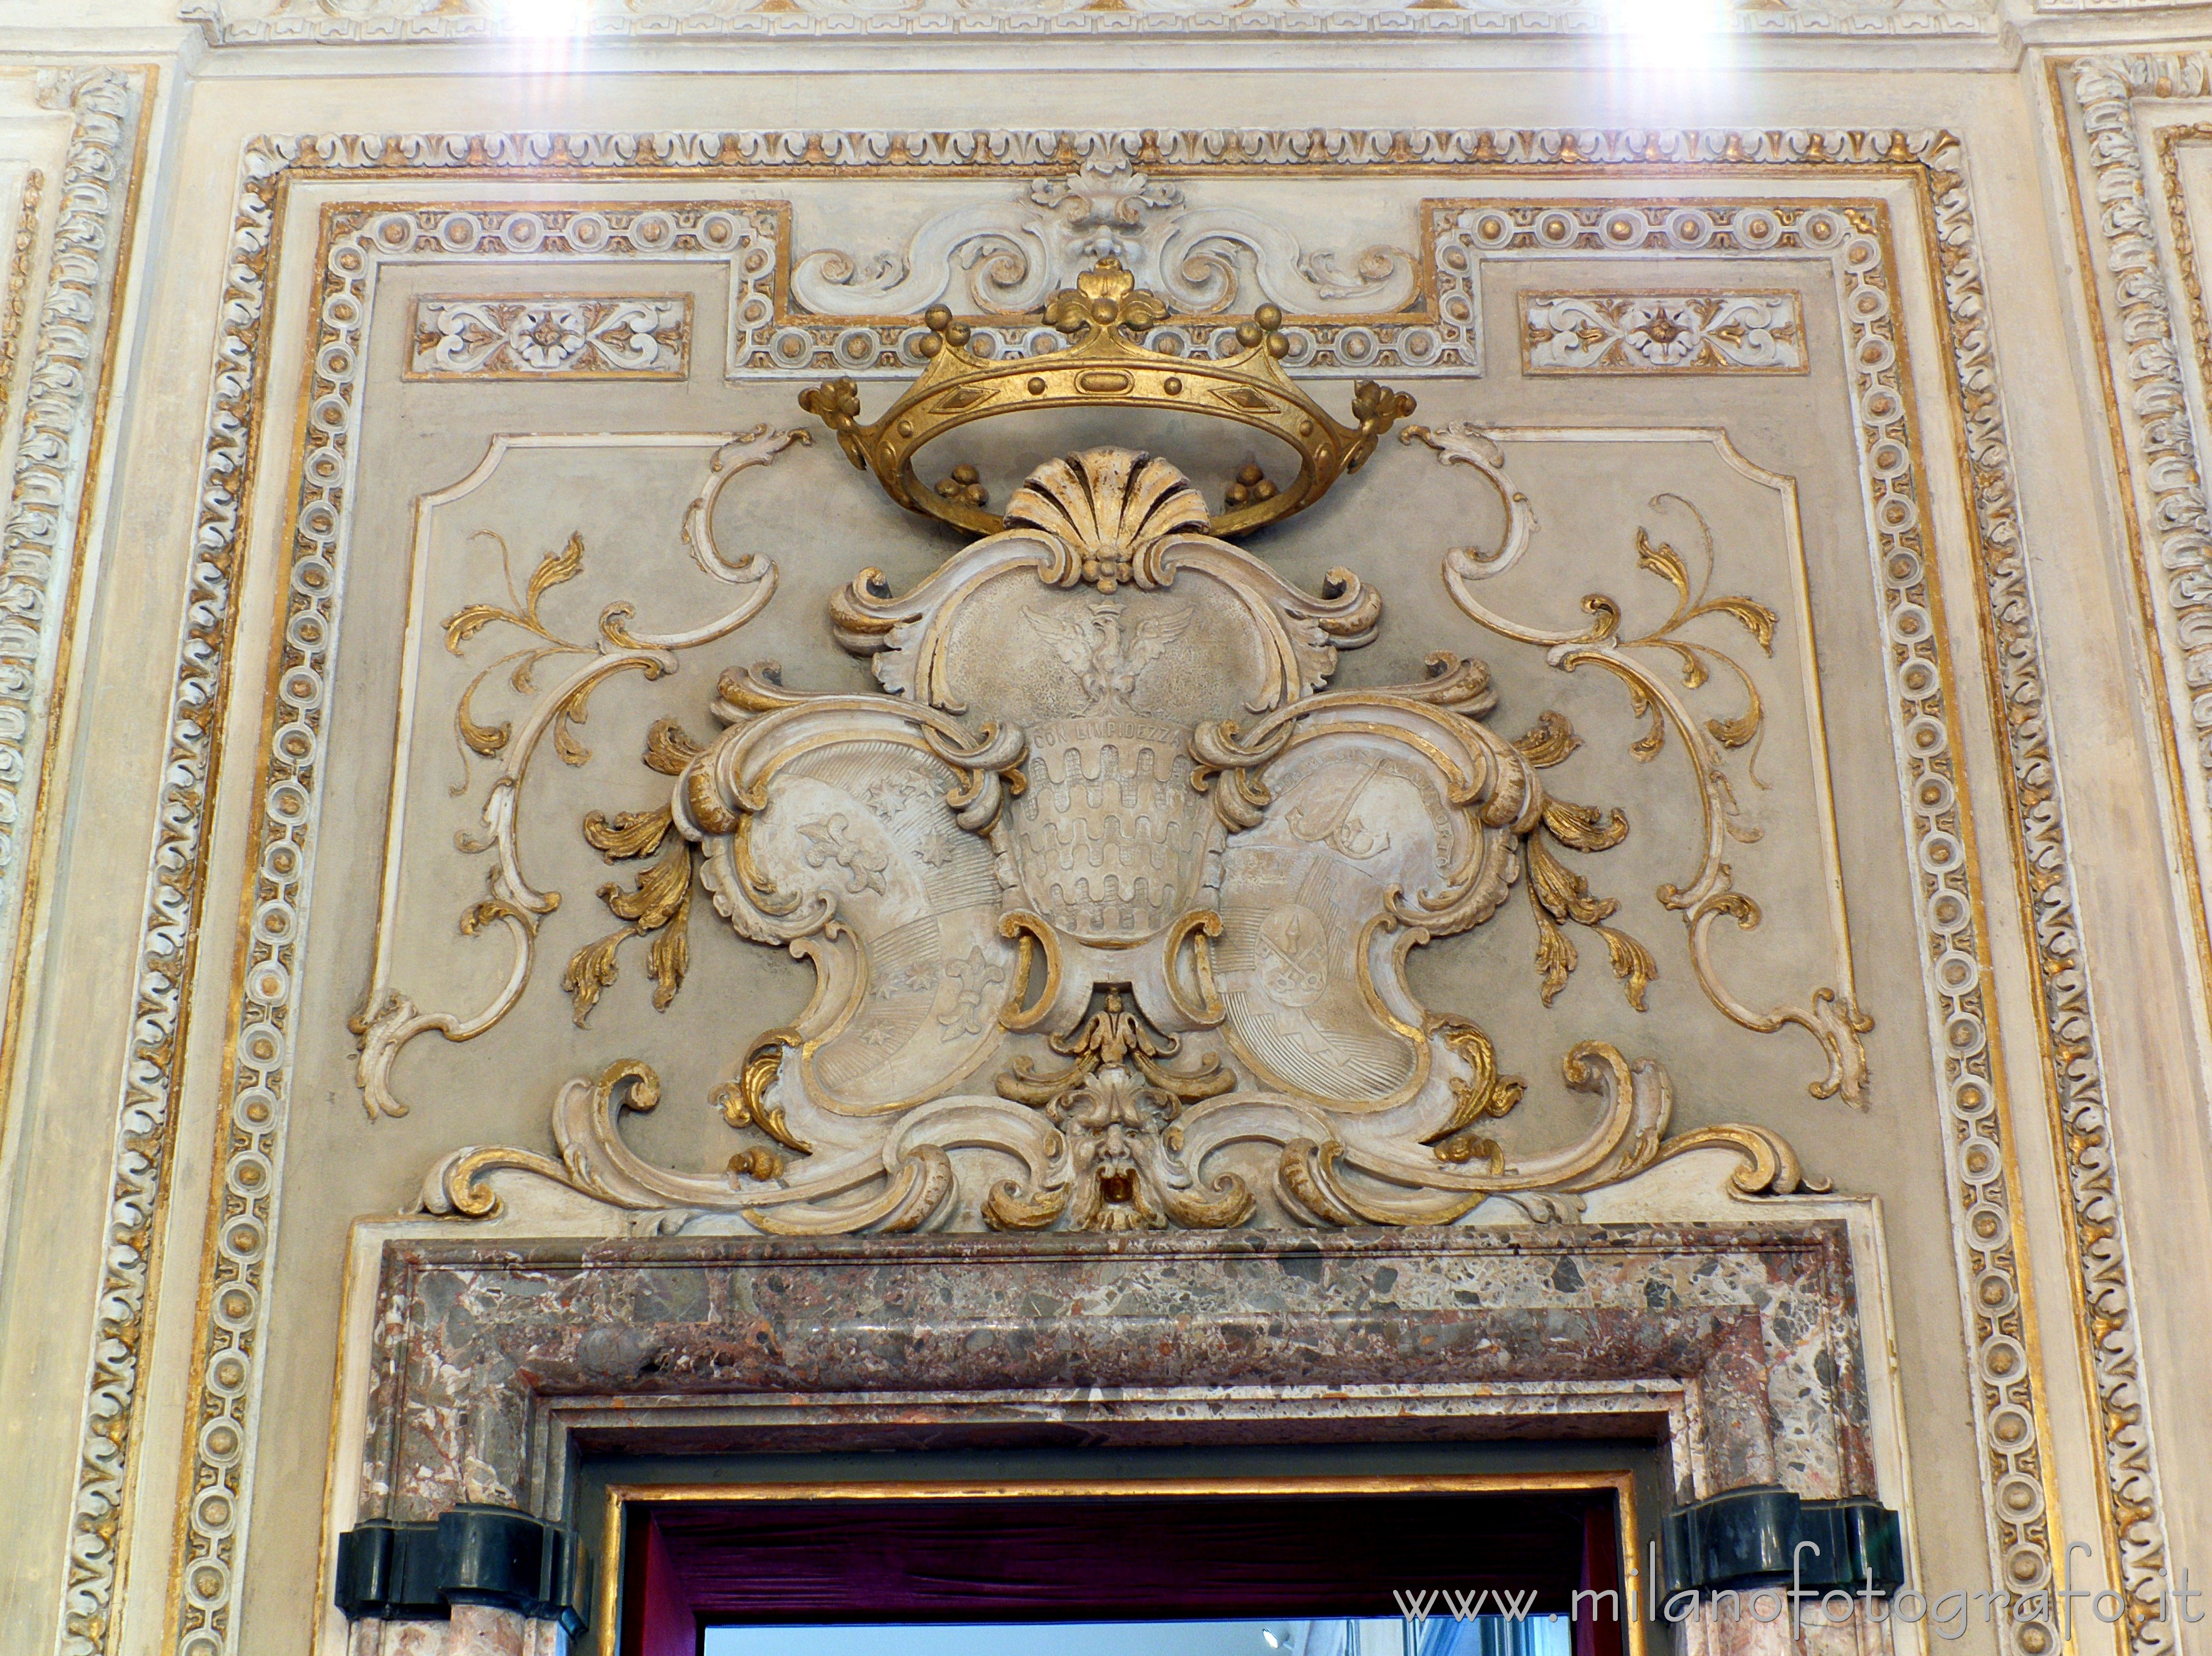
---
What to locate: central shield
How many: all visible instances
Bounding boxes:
[1009,711,1215,945]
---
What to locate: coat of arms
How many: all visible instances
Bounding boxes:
[384,259,1855,1233]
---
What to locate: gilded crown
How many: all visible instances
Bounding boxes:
[798,257,1417,539]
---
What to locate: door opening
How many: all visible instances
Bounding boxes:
[610,1475,1638,1656]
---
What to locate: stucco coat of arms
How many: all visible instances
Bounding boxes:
[371,260,1862,1234]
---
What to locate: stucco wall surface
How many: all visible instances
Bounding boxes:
[0,10,2208,1656]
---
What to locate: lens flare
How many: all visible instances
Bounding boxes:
[495,0,591,37]
[1598,0,1736,79]
[1606,0,1729,33]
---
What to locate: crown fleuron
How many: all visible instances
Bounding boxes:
[798,257,1416,540]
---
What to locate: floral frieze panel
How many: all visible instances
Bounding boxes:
[407,295,692,380]
[1520,291,1807,375]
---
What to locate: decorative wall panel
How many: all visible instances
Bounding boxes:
[30,111,2166,1656]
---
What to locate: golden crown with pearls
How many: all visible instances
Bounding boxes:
[798,256,1417,540]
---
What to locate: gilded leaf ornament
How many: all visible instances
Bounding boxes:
[404,475,1821,1225]
[351,423,808,1119]
[382,264,1843,1231]
[1408,420,1873,1104]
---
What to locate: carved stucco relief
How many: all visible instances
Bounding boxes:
[406,295,691,380]
[356,239,1880,1244]
[0,169,47,409]
[2066,63,2212,1013]
[181,0,1999,44]
[2056,58,2212,1656]
[65,124,2160,1656]
[387,430,1824,1235]
[1520,291,1808,374]
[325,169,1467,381]
[779,160,1464,376]
[0,69,147,1138]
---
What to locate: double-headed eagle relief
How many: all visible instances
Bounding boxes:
[397,258,1847,1234]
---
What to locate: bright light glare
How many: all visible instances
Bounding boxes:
[1597,0,1734,73]
[495,0,592,37]
[1603,0,1729,36]
[1263,1635,1282,1649]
